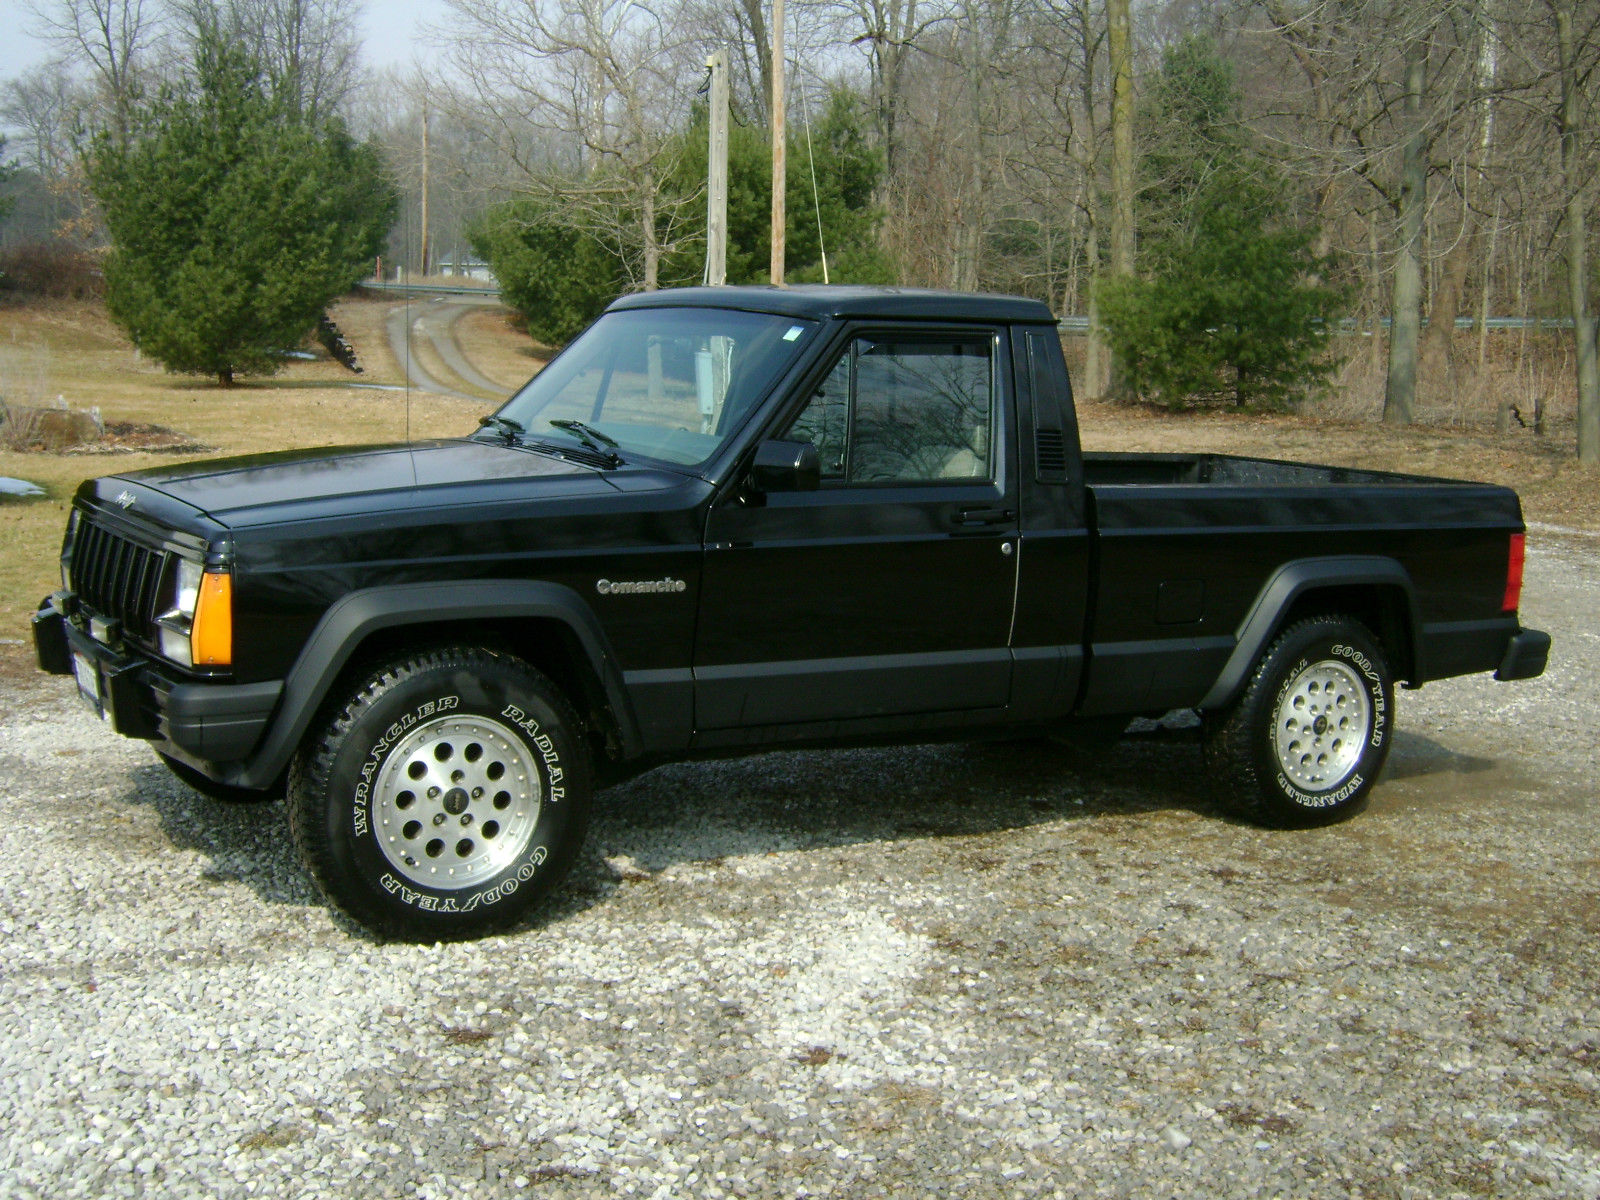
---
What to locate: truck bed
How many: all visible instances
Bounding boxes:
[1075,452,1525,719]
[1083,452,1472,489]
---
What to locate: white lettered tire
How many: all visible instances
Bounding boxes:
[1202,616,1394,827]
[288,647,591,940]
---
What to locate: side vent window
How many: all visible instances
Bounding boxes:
[1026,330,1071,485]
[1035,427,1068,477]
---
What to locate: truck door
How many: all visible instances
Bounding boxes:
[693,328,1021,732]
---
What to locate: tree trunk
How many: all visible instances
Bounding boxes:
[1083,221,1107,400]
[1421,228,1474,383]
[1367,211,1385,377]
[642,175,660,292]
[1384,42,1426,426]
[1556,1,1599,464]
[1106,0,1134,400]
[1478,201,1500,371]
[218,368,234,387]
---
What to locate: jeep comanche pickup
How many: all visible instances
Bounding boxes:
[35,286,1551,940]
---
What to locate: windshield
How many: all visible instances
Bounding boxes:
[491,307,820,467]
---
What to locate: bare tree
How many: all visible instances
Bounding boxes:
[681,0,772,124]
[1011,0,1110,391]
[24,0,160,139]
[165,0,364,119]
[1251,0,1484,423]
[439,0,702,291]
[1,63,96,239]
[826,0,959,178]
[1549,0,1598,462]
[354,68,514,276]
[1382,29,1428,424]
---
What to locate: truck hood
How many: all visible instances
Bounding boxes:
[96,439,629,528]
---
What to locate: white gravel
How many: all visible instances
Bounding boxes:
[1,538,1596,1199]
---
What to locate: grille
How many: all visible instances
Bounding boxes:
[70,518,169,643]
[1035,427,1068,479]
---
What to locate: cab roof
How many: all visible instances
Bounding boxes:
[606,285,1057,324]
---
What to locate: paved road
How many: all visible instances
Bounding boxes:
[382,295,506,401]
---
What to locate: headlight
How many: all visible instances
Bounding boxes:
[155,558,232,668]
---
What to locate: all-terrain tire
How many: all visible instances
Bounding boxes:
[287,646,591,941]
[1203,615,1394,828]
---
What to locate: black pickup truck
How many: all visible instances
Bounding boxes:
[35,286,1550,939]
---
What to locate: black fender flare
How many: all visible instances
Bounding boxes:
[229,580,640,789]
[1197,556,1419,713]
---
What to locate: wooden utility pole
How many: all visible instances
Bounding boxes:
[707,51,729,287]
[419,94,432,278]
[770,0,786,286]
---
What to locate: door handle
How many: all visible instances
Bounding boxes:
[953,506,1016,527]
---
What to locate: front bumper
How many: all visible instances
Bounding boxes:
[34,596,281,763]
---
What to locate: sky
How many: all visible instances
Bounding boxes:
[0,0,450,85]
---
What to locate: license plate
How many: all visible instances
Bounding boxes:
[72,651,107,720]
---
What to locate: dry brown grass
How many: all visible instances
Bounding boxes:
[322,296,406,388]
[0,296,487,675]
[454,306,548,392]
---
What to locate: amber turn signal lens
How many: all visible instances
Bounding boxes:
[192,571,233,666]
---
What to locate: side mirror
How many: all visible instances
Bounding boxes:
[750,439,820,494]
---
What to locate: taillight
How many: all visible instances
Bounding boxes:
[1502,532,1526,613]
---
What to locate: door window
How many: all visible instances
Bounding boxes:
[785,336,996,484]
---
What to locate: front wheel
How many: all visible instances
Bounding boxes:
[288,647,591,941]
[1203,616,1394,827]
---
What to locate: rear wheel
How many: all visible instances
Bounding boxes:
[1203,616,1394,827]
[288,646,591,941]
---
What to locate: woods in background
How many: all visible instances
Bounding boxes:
[2,0,1597,457]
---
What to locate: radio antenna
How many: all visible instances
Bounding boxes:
[405,209,413,445]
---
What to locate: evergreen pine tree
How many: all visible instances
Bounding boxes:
[86,37,396,385]
[467,200,624,346]
[1098,37,1346,409]
[0,137,17,228]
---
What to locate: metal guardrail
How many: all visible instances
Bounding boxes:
[1060,315,1575,332]
[360,281,502,298]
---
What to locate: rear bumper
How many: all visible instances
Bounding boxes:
[34,597,282,763]
[1495,627,1551,682]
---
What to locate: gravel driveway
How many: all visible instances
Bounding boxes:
[2,535,1596,1200]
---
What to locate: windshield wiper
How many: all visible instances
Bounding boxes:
[549,419,623,465]
[477,414,525,444]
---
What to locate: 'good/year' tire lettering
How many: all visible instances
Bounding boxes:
[287,648,591,941]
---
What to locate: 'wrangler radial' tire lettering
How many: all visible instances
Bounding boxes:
[1202,615,1394,828]
[287,647,591,941]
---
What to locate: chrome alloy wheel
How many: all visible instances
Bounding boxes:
[1272,659,1371,792]
[371,715,543,887]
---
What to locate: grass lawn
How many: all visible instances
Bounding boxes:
[0,295,493,677]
